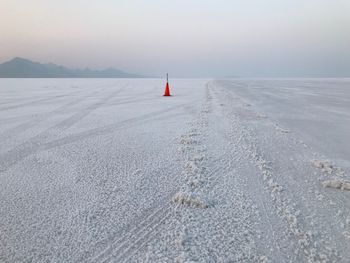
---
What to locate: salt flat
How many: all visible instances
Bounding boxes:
[0,79,349,262]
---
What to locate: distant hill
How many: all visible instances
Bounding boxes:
[0,57,146,78]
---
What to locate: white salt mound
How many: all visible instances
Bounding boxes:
[313,160,334,174]
[172,191,209,208]
[274,125,290,133]
[321,180,350,191]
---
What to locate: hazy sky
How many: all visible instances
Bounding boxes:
[1,0,350,77]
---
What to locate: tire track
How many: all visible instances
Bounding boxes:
[215,84,300,261]
[0,89,152,126]
[136,82,269,262]
[91,82,239,262]
[42,104,188,151]
[0,97,37,106]
[0,85,128,173]
[216,81,339,262]
[139,83,216,261]
[0,90,81,111]
[53,86,126,130]
[107,85,159,104]
[90,85,213,262]
[198,83,270,261]
[0,103,189,173]
[0,115,34,125]
[221,81,350,211]
[109,211,172,263]
[93,203,174,263]
[0,89,102,142]
[0,82,121,111]
[89,158,224,263]
[0,88,166,126]
[0,92,67,106]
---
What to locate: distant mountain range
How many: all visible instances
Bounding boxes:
[0,57,146,78]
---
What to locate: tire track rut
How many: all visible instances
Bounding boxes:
[0,85,127,173]
[0,102,190,173]
[0,90,81,111]
[0,89,102,142]
[89,83,213,262]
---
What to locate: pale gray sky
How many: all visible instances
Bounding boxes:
[1,0,350,77]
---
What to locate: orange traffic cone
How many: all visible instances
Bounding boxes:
[163,73,171,96]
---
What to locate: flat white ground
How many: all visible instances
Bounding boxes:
[0,78,349,262]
